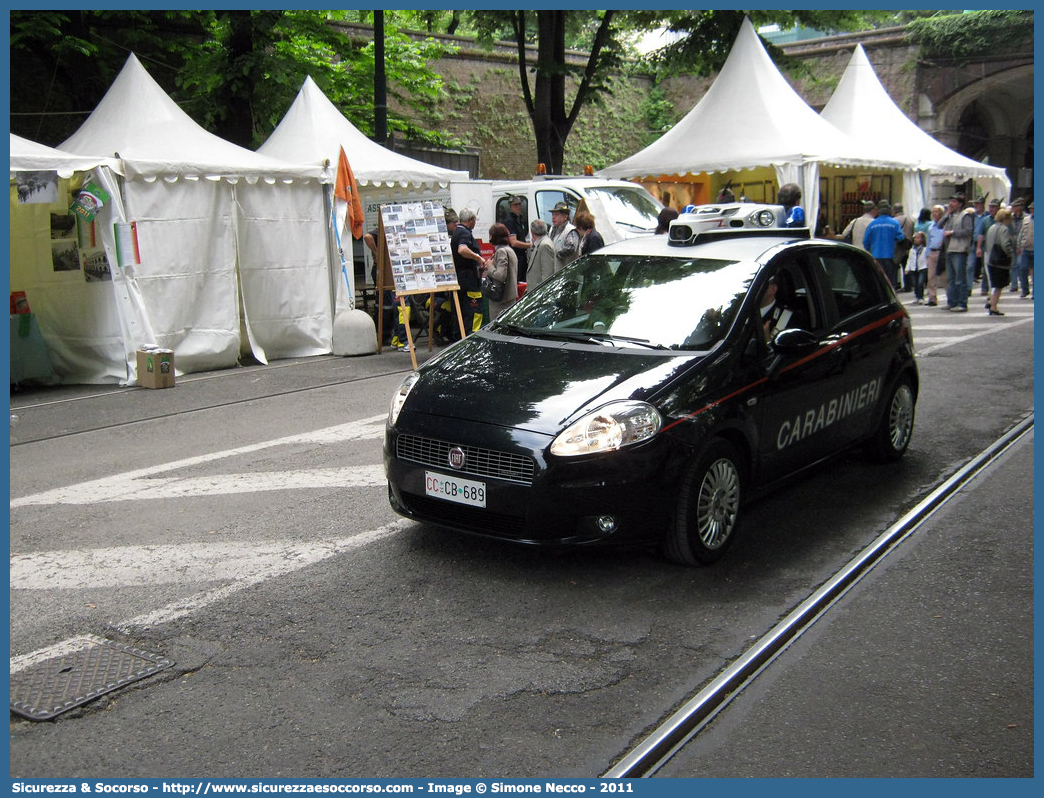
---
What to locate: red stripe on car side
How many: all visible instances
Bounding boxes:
[660,310,907,434]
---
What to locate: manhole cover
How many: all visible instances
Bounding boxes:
[11,635,173,720]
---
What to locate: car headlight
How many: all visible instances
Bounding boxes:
[389,372,419,426]
[550,401,662,457]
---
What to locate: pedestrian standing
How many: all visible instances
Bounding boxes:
[941,194,974,312]
[549,202,580,271]
[1008,197,1026,292]
[655,207,679,234]
[925,205,946,307]
[967,196,987,297]
[839,200,876,251]
[905,230,929,304]
[892,203,914,289]
[984,207,1015,316]
[1015,199,1033,298]
[863,199,905,289]
[483,222,518,319]
[451,208,487,339]
[503,196,531,284]
[778,183,805,228]
[527,218,557,287]
[574,210,605,255]
[976,198,1001,295]
[363,225,407,348]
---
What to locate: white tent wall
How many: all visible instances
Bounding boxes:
[121,178,241,373]
[9,175,129,383]
[7,132,160,385]
[235,179,333,360]
[55,54,335,382]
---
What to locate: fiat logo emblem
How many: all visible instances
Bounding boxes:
[448,447,466,470]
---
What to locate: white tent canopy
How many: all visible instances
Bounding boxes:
[58,54,334,377]
[258,76,468,188]
[599,17,907,221]
[61,57,324,182]
[820,44,1011,210]
[11,133,120,178]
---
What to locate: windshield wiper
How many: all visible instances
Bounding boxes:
[493,322,538,337]
[543,329,667,349]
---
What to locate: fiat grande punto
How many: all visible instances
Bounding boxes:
[384,213,917,565]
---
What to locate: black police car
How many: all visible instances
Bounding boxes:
[384,210,917,565]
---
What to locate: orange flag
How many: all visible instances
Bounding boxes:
[334,145,364,240]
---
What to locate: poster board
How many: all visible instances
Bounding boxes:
[379,200,459,295]
[374,201,466,367]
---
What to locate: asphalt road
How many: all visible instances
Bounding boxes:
[8,297,1034,778]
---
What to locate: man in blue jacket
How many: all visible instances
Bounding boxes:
[864,199,905,289]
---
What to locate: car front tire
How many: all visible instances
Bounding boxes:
[664,439,744,566]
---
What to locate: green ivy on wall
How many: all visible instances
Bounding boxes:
[906,10,1033,65]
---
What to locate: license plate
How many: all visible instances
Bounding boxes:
[425,471,487,508]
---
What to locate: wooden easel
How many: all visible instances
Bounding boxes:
[374,209,466,370]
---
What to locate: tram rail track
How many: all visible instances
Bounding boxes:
[603,413,1033,778]
[10,356,415,447]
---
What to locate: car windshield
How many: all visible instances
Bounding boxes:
[586,186,662,232]
[497,254,757,350]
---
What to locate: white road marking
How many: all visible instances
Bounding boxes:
[10,414,386,508]
[10,413,405,671]
[10,521,413,673]
[11,527,392,589]
[915,316,1033,356]
[12,465,386,506]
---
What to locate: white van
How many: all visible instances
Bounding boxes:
[491,176,664,245]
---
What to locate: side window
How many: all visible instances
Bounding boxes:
[810,251,884,320]
[534,190,568,225]
[759,259,821,337]
[496,195,528,226]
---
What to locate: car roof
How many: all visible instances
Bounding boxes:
[591,230,819,263]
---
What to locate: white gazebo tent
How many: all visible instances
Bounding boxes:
[258,76,469,301]
[820,44,1011,212]
[10,134,142,383]
[599,17,907,224]
[260,76,468,190]
[59,54,334,376]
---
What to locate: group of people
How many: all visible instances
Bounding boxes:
[363,198,609,349]
[369,185,1033,348]
[838,193,1034,316]
[441,197,607,340]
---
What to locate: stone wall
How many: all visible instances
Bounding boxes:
[337,23,658,180]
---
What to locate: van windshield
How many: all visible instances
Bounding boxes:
[586,186,662,233]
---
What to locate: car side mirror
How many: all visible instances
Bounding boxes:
[771,327,818,356]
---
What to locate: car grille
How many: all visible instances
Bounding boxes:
[396,434,536,485]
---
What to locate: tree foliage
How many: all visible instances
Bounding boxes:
[437,9,903,174]
[9,10,459,149]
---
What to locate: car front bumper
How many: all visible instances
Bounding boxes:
[384,414,680,547]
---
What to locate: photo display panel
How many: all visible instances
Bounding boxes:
[379,201,459,295]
